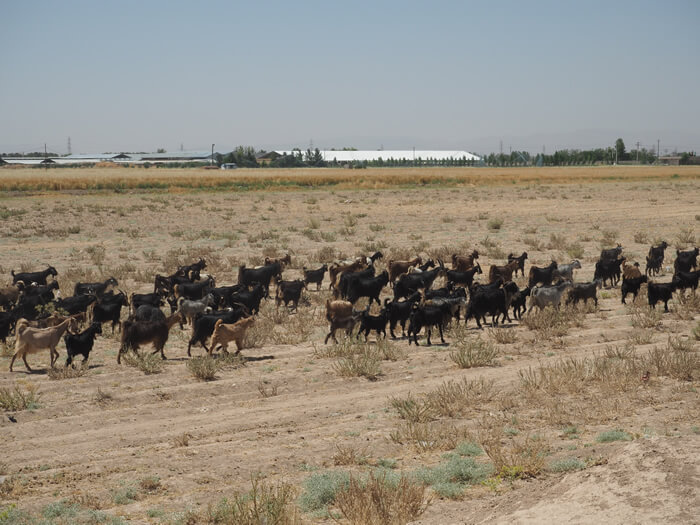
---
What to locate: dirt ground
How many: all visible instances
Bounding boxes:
[0,172,698,524]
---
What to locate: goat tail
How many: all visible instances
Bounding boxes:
[87,302,96,325]
[173,284,181,300]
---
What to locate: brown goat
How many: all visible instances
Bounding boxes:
[10,316,79,371]
[210,317,256,355]
[118,312,181,364]
[264,253,292,268]
[388,256,422,284]
[622,260,643,279]
[451,250,479,272]
[488,260,520,284]
[324,299,361,344]
[0,282,24,309]
[328,259,367,291]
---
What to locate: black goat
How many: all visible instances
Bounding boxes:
[64,322,102,366]
[510,285,531,319]
[303,264,328,291]
[600,244,623,261]
[131,304,166,323]
[118,313,181,364]
[238,261,283,298]
[230,284,265,315]
[672,269,700,293]
[407,302,450,346]
[594,258,625,287]
[54,295,97,316]
[393,261,446,300]
[131,292,166,313]
[647,281,677,312]
[23,281,60,303]
[358,306,388,341]
[0,311,16,344]
[154,273,192,295]
[446,263,482,288]
[11,294,50,321]
[528,261,558,288]
[383,293,421,338]
[338,265,375,300]
[275,279,306,311]
[187,306,249,356]
[674,248,699,274]
[210,284,247,308]
[91,291,129,332]
[173,277,215,301]
[647,241,668,268]
[645,254,664,277]
[466,281,518,328]
[177,258,207,281]
[347,271,389,306]
[507,252,528,277]
[621,275,648,304]
[74,277,118,297]
[11,265,58,286]
[566,280,601,307]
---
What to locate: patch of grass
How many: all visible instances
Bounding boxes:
[566,242,584,259]
[333,444,369,466]
[450,338,499,368]
[454,441,483,457]
[186,356,220,381]
[139,476,161,493]
[633,231,649,244]
[487,217,503,230]
[121,352,163,375]
[548,457,586,472]
[390,421,470,452]
[298,470,350,514]
[675,227,696,248]
[111,481,139,505]
[596,430,632,443]
[334,472,429,524]
[413,455,493,499]
[172,432,190,448]
[521,307,571,340]
[0,383,41,412]
[481,434,547,479]
[47,363,88,380]
[488,327,517,344]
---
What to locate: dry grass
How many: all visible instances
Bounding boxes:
[481,433,548,479]
[121,352,164,374]
[0,382,41,411]
[390,421,471,452]
[450,338,499,368]
[47,363,88,380]
[332,444,369,466]
[334,472,429,525]
[186,356,220,381]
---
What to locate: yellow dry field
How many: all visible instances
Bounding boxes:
[0,166,698,524]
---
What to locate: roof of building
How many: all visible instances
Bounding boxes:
[274,150,480,161]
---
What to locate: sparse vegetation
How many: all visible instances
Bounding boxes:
[0,383,41,412]
[121,352,163,375]
[186,355,220,381]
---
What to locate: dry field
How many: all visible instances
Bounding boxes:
[0,166,698,524]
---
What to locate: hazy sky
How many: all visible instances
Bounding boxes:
[2,0,698,155]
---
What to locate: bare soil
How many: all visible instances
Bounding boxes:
[0,172,698,524]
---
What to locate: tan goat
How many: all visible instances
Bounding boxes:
[451,250,479,272]
[388,256,422,284]
[622,260,643,279]
[10,317,79,372]
[210,317,256,355]
[324,299,361,344]
[488,260,520,284]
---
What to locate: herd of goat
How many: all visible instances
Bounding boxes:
[0,242,698,372]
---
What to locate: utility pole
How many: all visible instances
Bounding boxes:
[67,137,72,156]
[211,144,215,166]
[44,143,47,158]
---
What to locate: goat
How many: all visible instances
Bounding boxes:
[528,261,558,288]
[11,265,58,286]
[672,269,700,294]
[451,250,479,272]
[409,259,436,273]
[177,293,217,327]
[621,275,648,304]
[328,258,366,291]
[446,263,482,288]
[210,284,246,308]
[528,281,572,312]
[10,316,79,372]
[238,261,282,298]
[264,253,291,268]
[74,277,118,297]
[154,272,192,295]
[324,299,362,344]
[0,311,16,344]
[337,265,375,299]
[393,260,446,300]
[11,293,51,321]
[407,302,451,345]
[645,254,664,277]
[622,260,643,280]
[173,277,215,301]
[358,305,388,341]
[566,280,602,306]
[506,252,528,277]
[465,281,518,328]
[118,312,181,363]
[64,322,102,366]
[647,281,677,312]
[90,291,129,333]
[54,294,97,316]
[594,257,625,287]
[229,284,265,315]
[22,281,60,303]
[510,285,531,320]
[383,293,421,338]
[347,271,389,306]
[423,288,467,323]
[130,292,166,313]
[187,307,249,356]
[210,317,256,355]
[552,260,582,282]
[302,264,328,291]
[0,282,25,310]
[600,244,623,261]
[488,260,520,284]
[176,258,207,281]
[388,256,422,285]
[275,279,306,311]
[674,248,699,274]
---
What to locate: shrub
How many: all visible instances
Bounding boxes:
[413,455,493,497]
[595,429,632,443]
[0,383,41,412]
[186,356,220,381]
[454,441,483,457]
[487,218,503,231]
[566,242,584,259]
[488,327,517,344]
[548,457,586,472]
[449,338,498,368]
[298,471,350,513]
[481,434,547,479]
[121,352,163,375]
[334,472,429,523]
[47,364,88,380]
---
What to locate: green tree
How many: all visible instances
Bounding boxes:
[615,138,626,162]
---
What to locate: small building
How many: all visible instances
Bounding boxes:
[658,156,681,166]
[221,163,238,170]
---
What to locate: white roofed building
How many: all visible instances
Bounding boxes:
[264,150,480,163]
